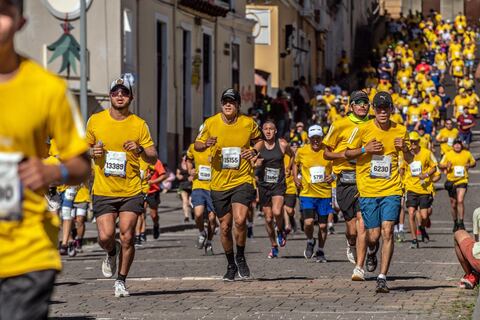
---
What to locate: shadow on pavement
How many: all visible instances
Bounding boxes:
[256,276,314,281]
[129,288,214,296]
[389,285,453,292]
[54,281,82,287]
[49,317,96,320]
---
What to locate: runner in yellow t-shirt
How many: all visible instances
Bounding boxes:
[195,88,263,281]
[403,132,437,248]
[323,90,370,280]
[0,2,90,316]
[283,147,298,234]
[436,119,459,155]
[293,125,334,263]
[345,92,412,293]
[450,58,465,87]
[439,140,476,232]
[86,76,157,297]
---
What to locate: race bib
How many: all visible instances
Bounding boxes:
[264,167,280,183]
[0,152,23,221]
[411,114,419,122]
[447,137,455,146]
[64,186,78,201]
[409,161,422,177]
[455,52,461,58]
[454,166,465,178]
[105,151,127,177]
[458,105,464,114]
[370,155,392,179]
[402,106,409,114]
[309,166,325,184]
[198,165,211,181]
[455,66,461,72]
[402,76,408,83]
[222,147,241,169]
[467,53,474,60]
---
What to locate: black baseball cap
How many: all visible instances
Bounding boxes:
[373,91,393,108]
[349,90,369,104]
[221,88,241,105]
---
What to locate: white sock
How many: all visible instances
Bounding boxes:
[378,273,386,280]
[399,224,404,232]
[328,222,333,228]
[394,225,399,232]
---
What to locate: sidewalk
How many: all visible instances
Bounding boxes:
[68,192,196,243]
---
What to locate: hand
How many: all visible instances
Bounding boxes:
[241,148,257,160]
[123,140,140,153]
[285,168,291,178]
[394,137,406,150]
[91,142,105,158]
[205,137,217,147]
[325,175,334,184]
[294,177,302,189]
[254,157,264,168]
[419,173,429,180]
[365,139,383,154]
[18,158,59,191]
[447,161,452,171]
[189,169,196,176]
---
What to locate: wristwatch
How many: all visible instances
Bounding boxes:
[136,146,144,155]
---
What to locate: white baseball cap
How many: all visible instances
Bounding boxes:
[308,125,323,138]
[110,73,134,92]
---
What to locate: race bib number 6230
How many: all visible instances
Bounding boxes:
[0,152,23,221]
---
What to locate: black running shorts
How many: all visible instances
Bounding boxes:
[210,183,256,218]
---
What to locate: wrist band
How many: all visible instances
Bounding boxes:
[361,147,366,154]
[59,163,69,184]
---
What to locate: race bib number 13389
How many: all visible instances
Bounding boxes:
[0,152,23,221]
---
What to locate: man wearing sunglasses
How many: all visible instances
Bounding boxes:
[323,90,371,281]
[86,76,158,297]
[346,92,412,293]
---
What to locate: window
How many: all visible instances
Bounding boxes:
[231,43,240,90]
[246,9,271,45]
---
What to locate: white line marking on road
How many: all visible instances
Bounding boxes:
[95,276,223,281]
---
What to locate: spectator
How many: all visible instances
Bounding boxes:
[313,77,325,94]
[454,208,480,289]
[270,90,290,138]
[457,105,476,149]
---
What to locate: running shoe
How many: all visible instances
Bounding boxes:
[67,241,77,257]
[277,231,287,247]
[223,264,237,281]
[184,217,190,223]
[247,225,254,239]
[453,222,458,233]
[114,280,130,297]
[328,226,335,235]
[315,249,327,263]
[460,273,478,289]
[74,239,83,253]
[140,233,147,242]
[351,266,365,281]
[236,256,251,279]
[134,236,142,247]
[153,224,160,239]
[205,243,214,256]
[346,241,357,264]
[410,239,419,249]
[59,244,68,256]
[394,230,399,242]
[419,226,429,243]
[304,239,316,260]
[196,232,206,249]
[268,246,279,259]
[102,241,121,278]
[426,217,431,228]
[366,246,378,272]
[375,277,389,293]
[416,229,422,236]
[457,221,466,231]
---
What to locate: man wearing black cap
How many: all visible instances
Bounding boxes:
[86,75,158,297]
[346,91,412,293]
[0,0,91,318]
[323,90,371,281]
[195,88,263,281]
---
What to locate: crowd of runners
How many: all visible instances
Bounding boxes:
[4,1,480,318]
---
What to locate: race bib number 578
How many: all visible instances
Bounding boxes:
[0,152,23,221]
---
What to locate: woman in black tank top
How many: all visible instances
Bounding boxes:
[257,121,295,258]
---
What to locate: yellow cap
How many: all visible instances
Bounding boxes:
[409,131,421,141]
[459,87,466,94]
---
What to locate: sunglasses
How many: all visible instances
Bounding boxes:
[353,99,369,106]
[110,88,131,97]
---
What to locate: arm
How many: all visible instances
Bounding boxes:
[148,173,167,185]
[140,146,158,165]
[323,146,346,160]
[292,162,301,188]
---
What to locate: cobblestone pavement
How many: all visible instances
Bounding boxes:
[50,184,478,320]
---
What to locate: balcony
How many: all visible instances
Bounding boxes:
[179,0,230,17]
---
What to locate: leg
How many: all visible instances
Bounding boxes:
[317,221,328,249]
[232,203,249,247]
[456,188,467,221]
[450,197,458,221]
[194,205,206,233]
[76,215,86,240]
[96,213,118,253]
[379,221,396,276]
[149,206,159,226]
[180,191,191,220]
[219,213,234,253]
[263,206,277,247]
[117,212,140,278]
[345,218,357,246]
[207,212,216,241]
[407,206,418,241]
[304,218,315,240]
[355,212,367,268]
[454,230,474,274]
[271,196,285,232]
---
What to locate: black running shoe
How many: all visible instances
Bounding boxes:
[223,264,237,281]
[453,222,459,233]
[366,246,378,272]
[304,240,316,259]
[376,278,389,293]
[247,225,254,239]
[236,256,251,279]
[419,227,429,243]
[457,221,465,231]
[153,224,160,239]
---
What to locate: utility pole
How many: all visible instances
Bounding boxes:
[80,0,88,122]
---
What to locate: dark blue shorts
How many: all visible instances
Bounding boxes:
[191,189,215,213]
[359,196,402,229]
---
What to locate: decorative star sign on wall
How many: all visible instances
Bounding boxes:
[47,22,80,76]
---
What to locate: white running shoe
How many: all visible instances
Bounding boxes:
[346,242,357,264]
[114,280,130,297]
[196,232,206,249]
[351,266,365,281]
[102,241,121,278]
